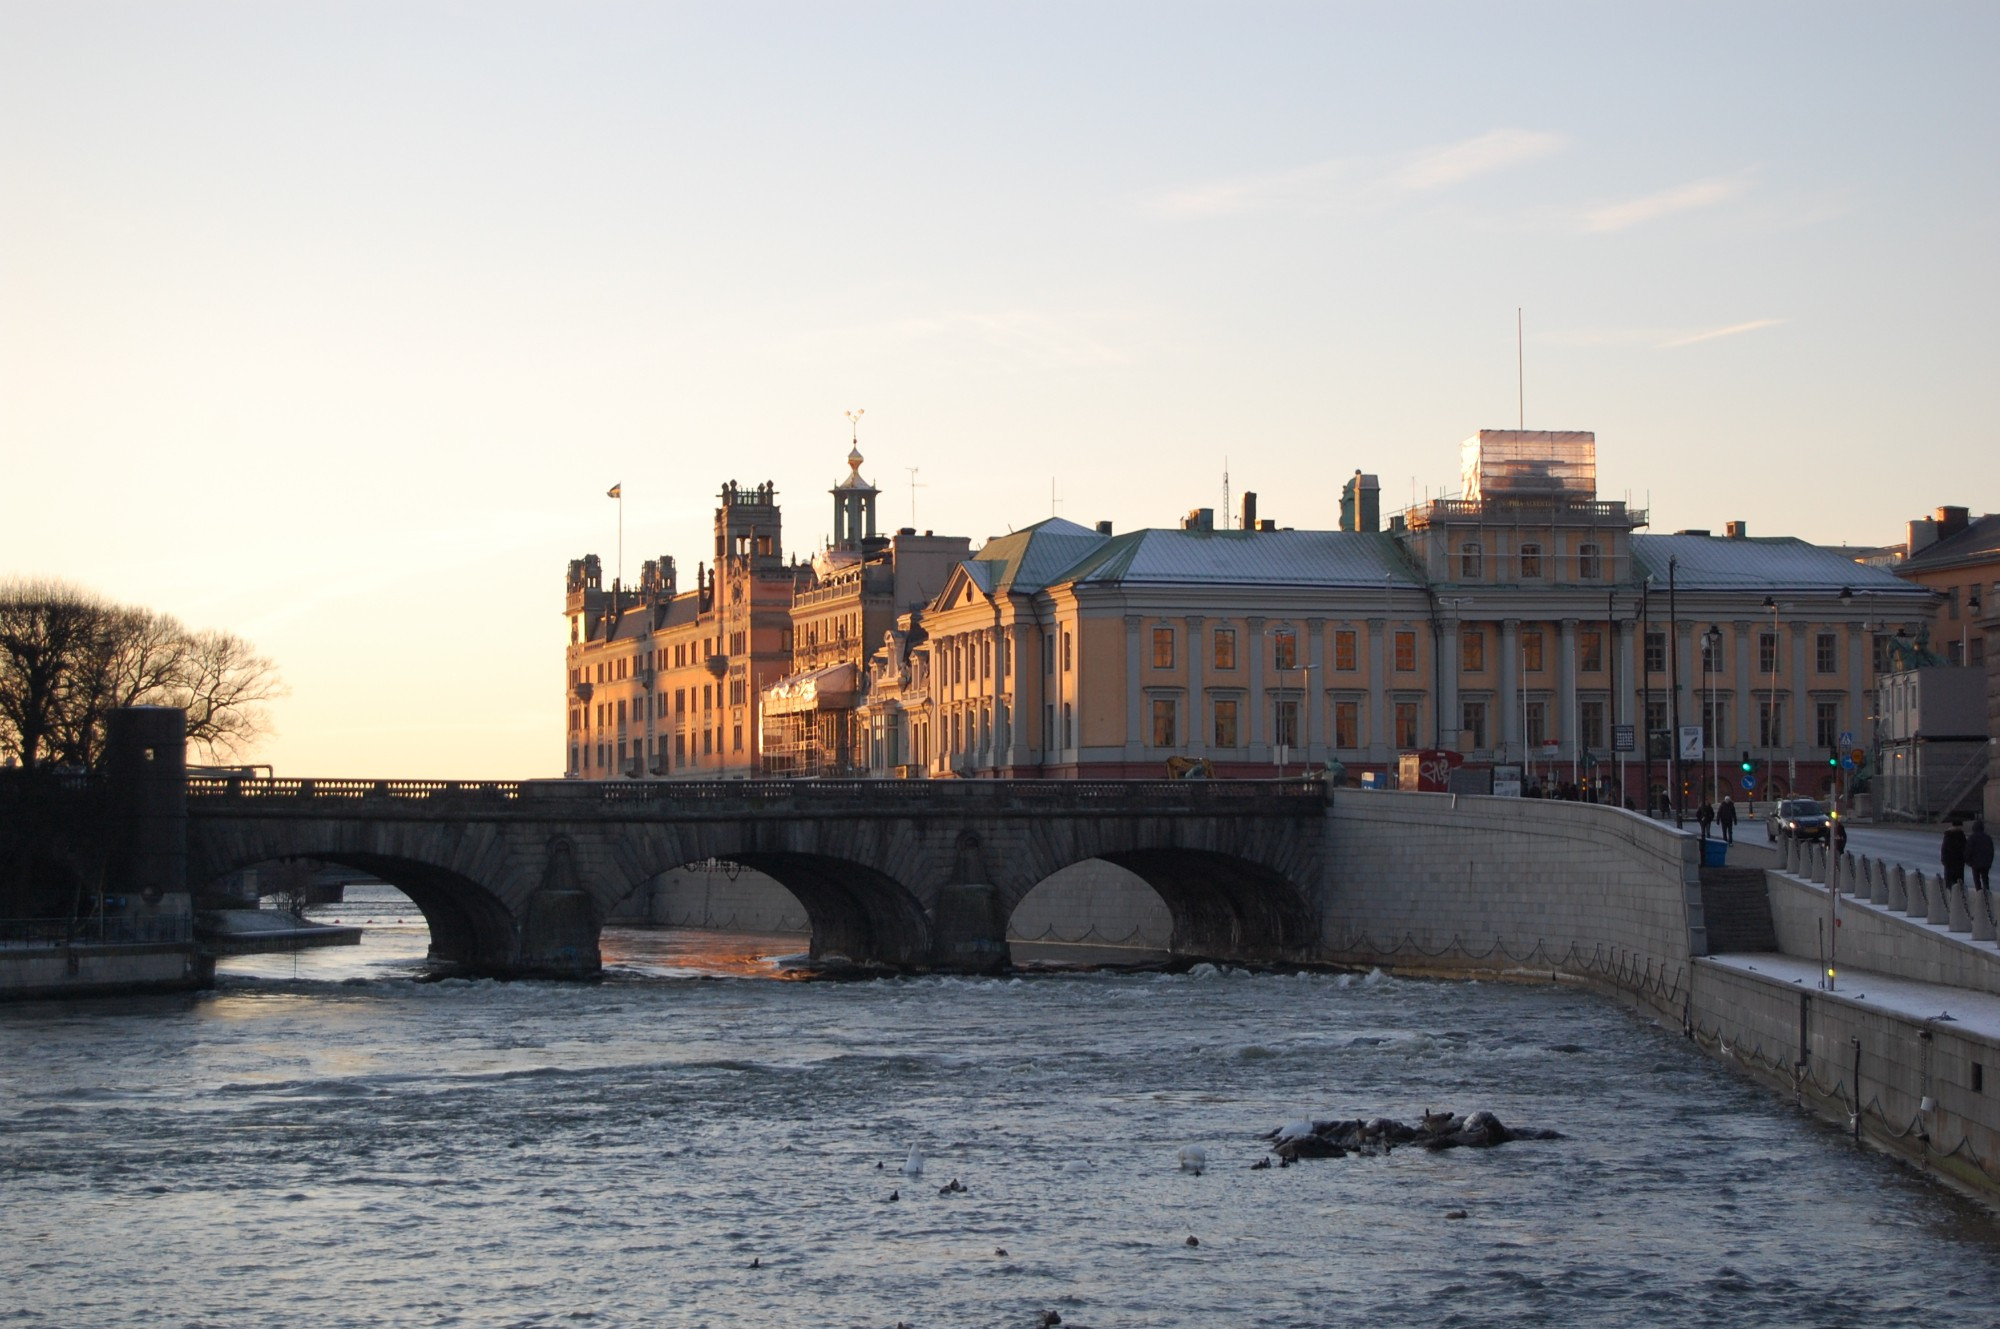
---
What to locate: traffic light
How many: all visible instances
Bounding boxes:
[1739,752,1753,774]
[1826,749,1838,768]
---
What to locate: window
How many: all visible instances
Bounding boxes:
[1580,629,1603,673]
[1758,698,1784,748]
[1700,632,1720,673]
[1461,629,1485,673]
[1045,634,1056,674]
[1522,629,1544,673]
[1815,701,1839,749]
[1062,629,1073,672]
[1525,700,1548,748]
[1459,541,1483,580]
[1213,698,1239,748]
[1643,701,1668,757]
[616,700,627,725]
[1151,698,1177,747]
[1063,702,1074,747]
[1645,630,1666,674]
[1461,699,1488,750]
[1815,632,1837,674]
[1394,631,1416,672]
[1579,699,1606,750]
[1213,628,1237,671]
[1394,702,1420,749]
[732,724,743,752]
[1044,704,1056,749]
[1334,700,1359,750]
[1334,629,1357,672]
[1872,634,1894,674]
[1519,543,1542,579]
[1578,543,1601,580]
[1758,632,1778,675]
[1152,627,1175,669]
[1273,629,1298,671]
[1274,698,1299,749]
[1703,696,1728,747]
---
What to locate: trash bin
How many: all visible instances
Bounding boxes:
[1701,839,1728,867]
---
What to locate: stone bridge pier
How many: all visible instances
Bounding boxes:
[184,778,1329,978]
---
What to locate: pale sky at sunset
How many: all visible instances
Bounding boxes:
[3,3,1994,777]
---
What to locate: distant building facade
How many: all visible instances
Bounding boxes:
[857,429,1933,805]
[563,481,795,779]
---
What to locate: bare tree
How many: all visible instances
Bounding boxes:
[0,581,284,769]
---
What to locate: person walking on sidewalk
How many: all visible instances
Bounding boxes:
[1696,799,1715,840]
[1969,818,1995,893]
[1942,818,1969,889]
[1718,796,1737,844]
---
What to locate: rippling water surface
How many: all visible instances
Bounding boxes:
[6,890,2000,1328]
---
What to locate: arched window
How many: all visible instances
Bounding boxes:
[1459,541,1483,580]
[1578,542,1601,580]
[1519,543,1542,579]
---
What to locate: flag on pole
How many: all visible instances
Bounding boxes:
[606,483,622,498]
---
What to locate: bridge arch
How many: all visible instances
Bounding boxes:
[186,829,528,976]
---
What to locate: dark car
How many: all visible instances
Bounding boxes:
[1767,798,1831,841]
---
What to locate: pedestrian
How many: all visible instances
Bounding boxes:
[1718,795,1737,844]
[1942,818,1969,890]
[1833,817,1847,857]
[1696,799,1714,840]
[1969,818,1995,893]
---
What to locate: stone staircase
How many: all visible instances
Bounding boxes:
[1698,866,1778,954]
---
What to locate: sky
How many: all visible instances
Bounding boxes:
[2,2,1994,778]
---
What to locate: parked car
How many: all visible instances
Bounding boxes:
[1767,798,1831,842]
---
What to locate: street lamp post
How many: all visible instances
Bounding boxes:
[1608,590,1622,806]
[1640,577,1656,815]
[1967,587,1984,665]
[1668,555,1684,827]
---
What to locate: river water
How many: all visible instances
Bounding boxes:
[6,889,2000,1328]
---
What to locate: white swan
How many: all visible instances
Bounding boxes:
[1177,1146,1207,1176]
[902,1147,925,1178]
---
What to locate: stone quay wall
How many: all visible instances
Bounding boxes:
[1322,790,1705,1015]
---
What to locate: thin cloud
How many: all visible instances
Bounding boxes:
[1658,318,1785,349]
[1390,129,1567,191]
[1153,128,1567,218]
[1583,175,1748,233]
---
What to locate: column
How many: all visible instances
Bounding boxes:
[1560,618,1579,768]
[1184,615,1206,755]
[1733,620,1753,755]
[1440,619,1461,751]
[1846,621,1865,760]
[1010,623,1035,768]
[1123,615,1143,766]
[1790,622,1809,760]
[1246,616,1266,757]
[1306,617,1325,768]
[1367,618,1388,765]
[1499,618,1521,760]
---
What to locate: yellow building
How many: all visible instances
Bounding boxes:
[865,430,1935,807]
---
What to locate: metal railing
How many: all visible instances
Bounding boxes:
[0,914,194,947]
[185,775,1328,812]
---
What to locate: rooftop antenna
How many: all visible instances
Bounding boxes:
[905,466,925,528]
[1051,477,1062,518]
[1517,307,1525,430]
[845,407,865,442]
[1223,456,1231,528]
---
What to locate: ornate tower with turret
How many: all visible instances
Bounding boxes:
[831,447,878,550]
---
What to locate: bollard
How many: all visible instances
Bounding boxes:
[1889,865,1909,913]
[1949,882,1972,934]
[1927,873,1951,926]
[1975,890,1998,944]
[1845,853,1867,898]
[1811,843,1828,884]
[1871,858,1890,907]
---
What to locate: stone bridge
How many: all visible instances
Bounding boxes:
[184,778,1329,977]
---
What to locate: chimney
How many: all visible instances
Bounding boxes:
[1725,521,1748,539]
[1937,506,1970,540]
[1241,491,1257,531]
[1257,519,1277,532]
[1182,507,1215,532]
[1341,470,1381,532]
[1095,519,1113,535]
[1908,517,1940,556]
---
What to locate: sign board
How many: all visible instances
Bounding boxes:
[1613,724,1635,753]
[1838,730,1854,749]
[1492,764,1522,798]
[1678,725,1705,761]
[1538,740,1560,759]
[1742,775,1757,791]
[1850,747,1865,768]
